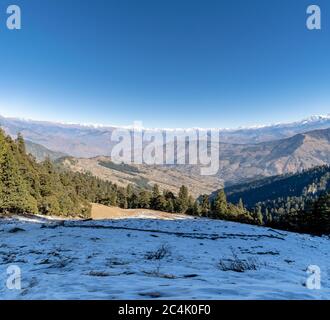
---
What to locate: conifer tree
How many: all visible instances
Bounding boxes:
[238,198,244,211]
[200,195,210,217]
[213,189,228,218]
[312,193,330,233]
[16,132,26,154]
[176,185,189,213]
[0,143,37,214]
[151,184,164,210]
[253,206,264,225]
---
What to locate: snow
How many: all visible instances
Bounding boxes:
[3,113,330,132]
[0,216,329,300]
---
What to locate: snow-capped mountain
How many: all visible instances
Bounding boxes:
[217,114,330,144]
[1,114,330,158]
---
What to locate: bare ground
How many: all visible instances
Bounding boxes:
[91,203,190,220]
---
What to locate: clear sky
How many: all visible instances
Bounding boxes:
[0,0,329,128]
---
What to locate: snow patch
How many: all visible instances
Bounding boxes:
[0,217,329,299]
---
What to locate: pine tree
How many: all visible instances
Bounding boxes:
[238,198,244,211]
[151,184,163,210]
[190,200,201,216]
[265,208,272,225]
[200,195,210,217]
[213,189,228,218]
[138,190,151,209]
[176,185,189,213]
[253,206,264,225]
[0,143,37,214]
[16,133,26,154]
[152,184,160,198]
[312,193,330,233]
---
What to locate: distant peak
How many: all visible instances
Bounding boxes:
[1,113,330,132]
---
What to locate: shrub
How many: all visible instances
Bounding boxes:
[145,244,171,260]
[218,249,259,272]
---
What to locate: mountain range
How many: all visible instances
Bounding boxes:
[1,114,330,157]
[1,114,330,192]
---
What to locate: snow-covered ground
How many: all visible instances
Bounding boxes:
[0,216,329,299]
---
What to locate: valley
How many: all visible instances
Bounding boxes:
[59,156,222,198]
[55,127,330,192]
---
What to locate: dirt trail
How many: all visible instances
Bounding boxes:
[91,203,189,220]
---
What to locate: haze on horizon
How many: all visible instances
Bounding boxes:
[0,0,329,128]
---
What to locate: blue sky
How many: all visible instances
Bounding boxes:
[0,0,329,128]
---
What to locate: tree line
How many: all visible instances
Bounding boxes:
[253,192,330,234]
[241,165,330,234]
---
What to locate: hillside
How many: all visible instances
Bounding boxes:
[59,156,222,198]
[1,216,329,299]
[224,165,330,208]
[25,140,67,162]
[0,130,157,219]
[212,165,330,234]
[0,130,96,218]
